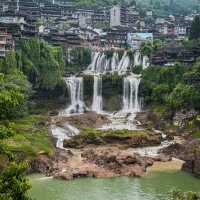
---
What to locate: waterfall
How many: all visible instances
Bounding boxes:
[51,124,80,149]
[111,52,119,71]
[64,77,85,114]
[117,52,127,71]
[92,75,103,113]
[88,52,100,72]
[134,51,142,66]
[86,51,131,75]
[118,55,130,74]
[123,75,141,113]
[142,55,150,69]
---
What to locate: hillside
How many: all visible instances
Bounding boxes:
[54,0,200,15]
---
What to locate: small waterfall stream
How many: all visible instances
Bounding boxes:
[142,55,150,69]
[51,124,80,149]
[123,75,141,113]
[92,75,103,113]
[64,77,85,114]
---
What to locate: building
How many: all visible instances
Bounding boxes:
[106,27,129,48]
[127,33,153,50]
[0,27,14,57]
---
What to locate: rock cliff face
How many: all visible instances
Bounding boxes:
[161,139,200,177]
[83,75,123,111]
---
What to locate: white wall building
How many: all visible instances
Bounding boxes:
[110,5,121,27]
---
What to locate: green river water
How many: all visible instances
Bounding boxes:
[29,171,200,200]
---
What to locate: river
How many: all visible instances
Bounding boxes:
[29,171,200,200]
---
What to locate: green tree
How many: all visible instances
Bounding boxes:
[140,42,153,56]
[166,83,200,110]
[19,38,64,90]
[0,125,32,200]
[0,162,31,200]
[0,70,31,120]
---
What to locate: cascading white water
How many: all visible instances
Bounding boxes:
[64,77,85,114]
[88,52,100,72]
[117,52,130,74]
[134,50,142,66]
[92,75,103,113]
[86,50,149,75]
[142,55,150,69]
[51,124,80,149]
[123,75,141,113]
[111,52,119,71]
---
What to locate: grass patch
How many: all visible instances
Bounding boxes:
[2,115,54,159]
[80,128,149,138]
[63,128,158,148]
[192,131,200,138]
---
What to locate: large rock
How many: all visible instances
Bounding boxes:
[173,109,198,129]
[81,147,154,177]
[161,139,200,177]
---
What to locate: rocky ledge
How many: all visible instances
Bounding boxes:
[161,139,200,177]
[28,146,158,180]
[63,129,162,149]
[51,111,110,129]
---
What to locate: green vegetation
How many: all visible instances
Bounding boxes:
[0,162,32,200]
[0,38,63,198]
[172,191,200,200]
[3,115,54,158]
[81,128,149,138]
[0,125,32,200]
[141,60,200,111]
[64,128,152,148]
[18,38,64,90]
[66,47,91,73]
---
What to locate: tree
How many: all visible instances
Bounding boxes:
[140,42,153,56]
[0,162,32,200]
[190,15,200,40]
[166,83,200,110]
[0,70,31,120]
[0,125,32,200]
[18,38,64,90]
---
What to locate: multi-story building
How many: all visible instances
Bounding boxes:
[0,27,14,57]
[106,27,129,48]
[110,5,139,28]
[92,9,110,28]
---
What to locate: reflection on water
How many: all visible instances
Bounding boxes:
[29,171,200,200]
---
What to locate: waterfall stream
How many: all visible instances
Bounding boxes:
[123,75,141,113]
[92,75,103,113]
[64,77,85,114]
[51,124,80,149]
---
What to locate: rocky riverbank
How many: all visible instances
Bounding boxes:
[29,144,173,180]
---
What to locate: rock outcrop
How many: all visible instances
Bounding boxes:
[63,131,162,149]
[51,112,110,129]
[28,146,156,180]
[161,139,200,177]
